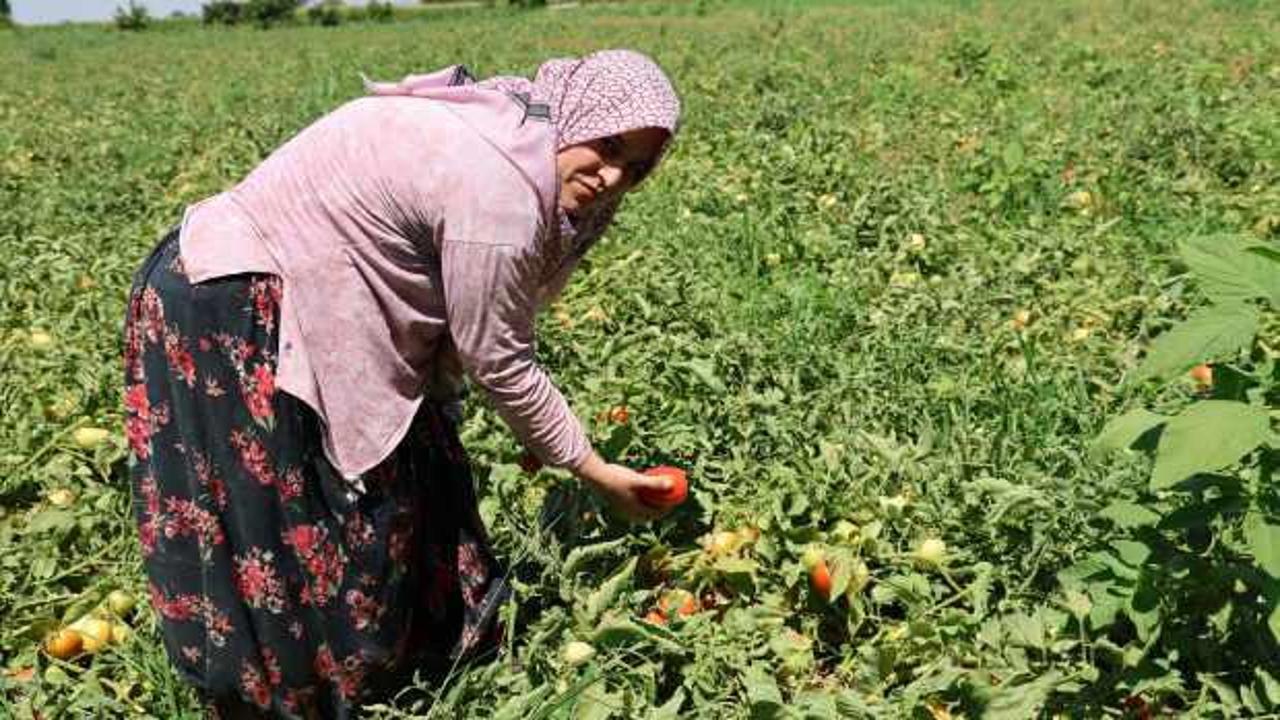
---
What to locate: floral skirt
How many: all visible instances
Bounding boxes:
[122,229,507,718]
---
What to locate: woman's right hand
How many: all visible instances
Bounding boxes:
[571,451,674,523]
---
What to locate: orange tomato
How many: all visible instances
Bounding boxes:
[44,629,83,660]
[643,610,668,625]
[608,405,630,424]
[658,590,698,618]
[1189,364,1213,387]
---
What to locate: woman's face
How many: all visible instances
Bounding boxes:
[555,127,669,217]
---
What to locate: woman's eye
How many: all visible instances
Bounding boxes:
[601,136,624,157]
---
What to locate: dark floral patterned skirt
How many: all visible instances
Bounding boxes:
[122,229,507,718]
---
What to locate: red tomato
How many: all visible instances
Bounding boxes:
[810,560,833,601]
[638,466,688,509]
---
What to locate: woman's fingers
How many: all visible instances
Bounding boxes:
[634,471,673,492]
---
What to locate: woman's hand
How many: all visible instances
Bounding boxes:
[572,451,675,523]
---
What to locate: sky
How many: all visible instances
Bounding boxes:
[10,0,412,25]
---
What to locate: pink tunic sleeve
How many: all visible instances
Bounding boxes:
[440,217,592,470]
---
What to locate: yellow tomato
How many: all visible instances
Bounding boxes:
[29,330,54,349]
[70,617,113,654]
[914,538,947,567]
[73,427,111,450]
[106,590,137,617]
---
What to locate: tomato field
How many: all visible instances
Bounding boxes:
[2,0,1279,716]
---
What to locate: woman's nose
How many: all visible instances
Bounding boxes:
[599,164,625,190]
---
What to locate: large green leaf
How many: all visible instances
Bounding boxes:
[743,665,785,720]
[983,671,1063,719]
[1245,515,1280,579]
[1098,501,1162,529]
[1094,409,1169,452]
[1270,598,1280,646]
[580,557,636,627]
[1180,235,1280,306]
[1131,303,1258,383]
[1151,401,1271,489]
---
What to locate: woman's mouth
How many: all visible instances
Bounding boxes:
[575,178,598,203]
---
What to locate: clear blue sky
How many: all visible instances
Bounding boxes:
[11,0,413,25]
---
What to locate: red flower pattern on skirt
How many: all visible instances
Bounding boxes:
[248,276,283,334]
[343,512,375,550]
[458,540,489,608]
[150,583,234,647]
[243,362,276,423]
[283,524,346,607]
[229,429,278,488]
[164,327,197,388]
[344,589,385,632]
[240,661,272,709]
[162,496,226,558]
[124,383,169,461]
[233,547,287,613]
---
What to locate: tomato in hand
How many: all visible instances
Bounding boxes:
[638,466,688,509]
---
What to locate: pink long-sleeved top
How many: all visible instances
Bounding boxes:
[178,86,591,479]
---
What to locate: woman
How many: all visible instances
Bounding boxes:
[122,49,681,718]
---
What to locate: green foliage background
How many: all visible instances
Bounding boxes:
[1,0,1278,716]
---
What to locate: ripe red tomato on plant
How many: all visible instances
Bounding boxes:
[638,466,688,509]
[810,560,833,601]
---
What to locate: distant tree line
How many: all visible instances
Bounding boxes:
[202,0,395,28]
[96,0,542,32]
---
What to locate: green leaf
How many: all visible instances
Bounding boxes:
[676,358,725,393]
[1270,599,1280,646]
[983,671,1062,719]
[1094,409,1169,452]
[1258,667,1280,706]
[573,683,622,720]
[592,616,684,655]
[1247,244,1280,267]
[1131,303,1258,383]
[23,509,76,535]
[1201,674,1242,712]
[744,664,785,720]
[562,537,630,578]
[1180,235,1280,306]
[580,558,636,627]
[1002,141,1024,170]
[1151,401,1270,490]
[1111,540,1152,568]
[1098,501,1161,529]
[1128,571,1160,642]
[1245,515,1280,579]
[648,689,686,720]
